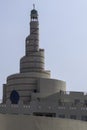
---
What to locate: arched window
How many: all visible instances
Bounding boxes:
[10,90,20,104]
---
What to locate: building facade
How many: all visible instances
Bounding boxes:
[0,6,87,130]
[2,6,66,105]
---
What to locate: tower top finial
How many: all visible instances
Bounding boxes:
[31,4,38,20]
[33,4,35,10]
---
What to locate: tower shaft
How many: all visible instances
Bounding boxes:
[26,20,39,55]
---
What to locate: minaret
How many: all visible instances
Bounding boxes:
[20,5,47,73]
[26,4,39,54]
[3,6,51,104]
[2,6,66,104]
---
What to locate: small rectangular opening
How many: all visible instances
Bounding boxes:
[33,112,56,117]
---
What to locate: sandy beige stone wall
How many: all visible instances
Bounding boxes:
[0,114,87,130]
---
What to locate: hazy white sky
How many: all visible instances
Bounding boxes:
[0,0,87,99]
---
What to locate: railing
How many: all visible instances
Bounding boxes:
[61,91,87,96]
